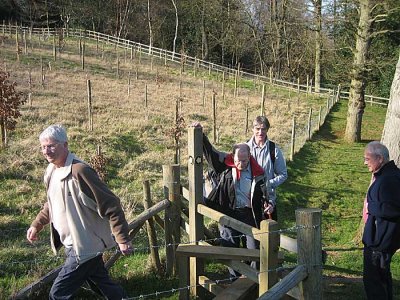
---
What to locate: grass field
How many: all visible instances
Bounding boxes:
[0,31,396,299]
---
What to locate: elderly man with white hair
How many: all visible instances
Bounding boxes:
[27,124,132,300]
[362,141,400,300]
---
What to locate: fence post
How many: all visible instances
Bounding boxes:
[336,84,341,103]
[143,180,162,275]
[212,92,217,144]
[260,84,266,116]
[87,79,93,131]
[295,208,322,300]
[162,165,181,276]
[307,108,312,140]
[290,117,296,161]
[187,125,205,298]
[259,219,280,296]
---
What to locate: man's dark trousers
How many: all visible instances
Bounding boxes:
[363,247,394,300]
[219,207,259,278]
[50,247,126,300]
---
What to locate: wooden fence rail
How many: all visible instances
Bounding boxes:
[0,22,389,106]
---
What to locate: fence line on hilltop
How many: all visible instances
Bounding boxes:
[0,22,389,107]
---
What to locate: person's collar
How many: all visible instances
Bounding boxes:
[373,160,392,177]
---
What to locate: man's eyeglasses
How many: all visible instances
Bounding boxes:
[254,126,267,132]
[40,144,59,151]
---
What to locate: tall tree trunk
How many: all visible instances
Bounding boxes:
[201,0,208,60]
[147,0,153,54]
[381,53,400,167]
[314,0,322,93]
[171,0,178,57]
[344,0,373,142]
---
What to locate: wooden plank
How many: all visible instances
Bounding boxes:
[280,234,297,253]
[258,265,308,300]
[197,204,262,241]
[176,245,259,261]
[213,277,258,300]
[188,125,205,297]
[259,219,280,296]
[199,275,225,295]
[296,208,322,300]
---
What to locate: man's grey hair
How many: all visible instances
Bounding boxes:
[39,124,68,143]
[232,143,250,156]
[253,115,270,131]
[366,141,389,162]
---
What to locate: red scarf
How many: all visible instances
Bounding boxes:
[224,154,264,180]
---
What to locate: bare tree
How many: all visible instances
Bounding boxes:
[344,0,374,142]
[147,0,153,54]
[171,0,178,57]
[381,53,400,166]
[312,0,322,92]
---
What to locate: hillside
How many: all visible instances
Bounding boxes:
[0,31,330,298]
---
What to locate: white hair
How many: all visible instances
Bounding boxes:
[39,124,68,143]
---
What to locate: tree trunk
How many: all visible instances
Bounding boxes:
[171,0,178,57]
[344,0,373,142]
[200,0,208,60]
[147,0,153,54]
[314,0,322,93]
[381,53,400,167]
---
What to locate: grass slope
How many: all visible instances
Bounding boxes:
[279,100,399,299]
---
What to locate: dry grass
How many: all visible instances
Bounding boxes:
[0,32,329,298]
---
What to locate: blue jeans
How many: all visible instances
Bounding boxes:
[50,248,126,300]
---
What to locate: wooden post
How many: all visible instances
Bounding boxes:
[40,57,45,88]
[295,208,322,300]
[187,125,205,298]
[117,54,120,78]
[234,69,238,98]
[23,30,27,54]
[194,57,197,77]
[245,104,249,135]
[318,106,322,129]
[163,165,181,276]
[222,71,225,102]
[127,72,131,96]
[53,34,57,61]
[259,219,280,296]
[260,84,266,116]
[297,77,300,94]
[212,92,217,144]
[87,79,93,131]
[81,42,85,70]
[28,69,32,107]
[336,84,341,103]
[143,180,162,274]
[306,75,309,95]
[290,117,296,161]
[307,108,312,140]
[202,80,206,107]
[15,26,19,62]
[144,83,148,108]
[269,67,272,84]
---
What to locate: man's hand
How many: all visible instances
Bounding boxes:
[27,226,39,243]
[191,122,202,128]
[264,202,275,215]
[119,241,133,255]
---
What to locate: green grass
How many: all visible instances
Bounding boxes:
[0,31,395,299]
[278,100,400,299]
